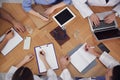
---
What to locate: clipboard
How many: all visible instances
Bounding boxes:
[34,43,58,73]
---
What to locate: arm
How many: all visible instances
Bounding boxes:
[16,54,34,68]
[72,0,100,26]
[44,0,72,16]
[44,2,67,16]
[0,30,14,51]
[39,50,57,79]
[60,56,73,80]
[104,2,120,24]
[72,0,93,18]
[39,50,51,70]
[22,0,48,21]
[85,44,120,69]
[0,8,25,32]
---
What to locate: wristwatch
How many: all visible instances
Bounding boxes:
[115,12,119,17]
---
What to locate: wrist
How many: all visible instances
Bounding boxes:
[112,11,119,17]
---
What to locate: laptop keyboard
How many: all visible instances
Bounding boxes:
[93,20,115,30]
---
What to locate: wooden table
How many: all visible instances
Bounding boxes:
[0,3,120,78]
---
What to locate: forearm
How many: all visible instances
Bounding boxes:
[16,60,26,68]
[51,2,66,10]
[0,8,16,25]
[42,59,51,70]
[0,38,8,51]
[29,9,43,18]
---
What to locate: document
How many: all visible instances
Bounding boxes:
[0,28,23,55]
[34,43,58,73]
[70,43,96,73]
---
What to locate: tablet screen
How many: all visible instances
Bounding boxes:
[53,7,76,27]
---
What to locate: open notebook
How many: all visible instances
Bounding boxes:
[69,43,96,73]
[34,43,58,73]
[0,28,23,55]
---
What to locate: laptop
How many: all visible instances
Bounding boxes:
[53,7,76,28]
[88,11,120,40]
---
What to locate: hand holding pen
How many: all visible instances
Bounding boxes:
[85,44,100,57]
[60,55,70,70]
[5,29,14,41]
[39,50,46,61]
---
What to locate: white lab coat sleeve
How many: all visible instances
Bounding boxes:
[72,0,93,18]
[5,66,18,80]
[47,69,57,80]
[60,69,73,80]
[113,2,120,17]
[99,51,120,69]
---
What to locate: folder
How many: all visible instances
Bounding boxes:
[34,43,58,73]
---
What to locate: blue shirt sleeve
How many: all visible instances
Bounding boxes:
[22,0,32,12]
[63,0,72,5]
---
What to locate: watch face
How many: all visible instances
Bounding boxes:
[115,12,119,17]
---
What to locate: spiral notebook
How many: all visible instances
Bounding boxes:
[34,43,58,73]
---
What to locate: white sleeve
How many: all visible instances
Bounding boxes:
[99,51,120,69]
[5,66,18,80]
[113,2,120,17]
[72,0,93,18]
[60,69,73,80]
[47,69,57,80]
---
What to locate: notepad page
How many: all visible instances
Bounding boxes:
[0,28,23,55]
[35,43,58,73]
[70,43,96,72]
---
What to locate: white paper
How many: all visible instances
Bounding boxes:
[70,43,96,72]
[23,37,31,50]
[0,28,23,55]
[35,43,58,73]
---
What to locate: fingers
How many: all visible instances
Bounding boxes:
[39,50,45,56]
[14,25,26,33]
[90,13,100,26]
[64,55,70,61]
[28,54,34,60]
[104,13,116,24]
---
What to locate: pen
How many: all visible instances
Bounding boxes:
[7,30,12,34]
[90,46,95,48]
[40,51,44,55]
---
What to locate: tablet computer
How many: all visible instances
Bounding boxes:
[53,7,76,27]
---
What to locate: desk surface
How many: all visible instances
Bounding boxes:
[0,3,120,77]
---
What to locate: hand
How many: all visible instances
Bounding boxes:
[12,20,26,33]
[104,13,116,24]
[39,50,46,61]
[5,29,14,41]
[44,6,55,16]
[38,13,49,21]
[105,69,112,80]
[90,13,100,26]
[85,44,100,57]
[60,55,70,70]
[22,54,34,63]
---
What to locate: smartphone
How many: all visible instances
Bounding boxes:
[97,43,110,53]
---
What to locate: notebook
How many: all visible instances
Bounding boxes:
[53,7,76,28]
[69,43,96,73]
[0,28,23,55]
[34,43,58,73]
[88,11,120,40]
